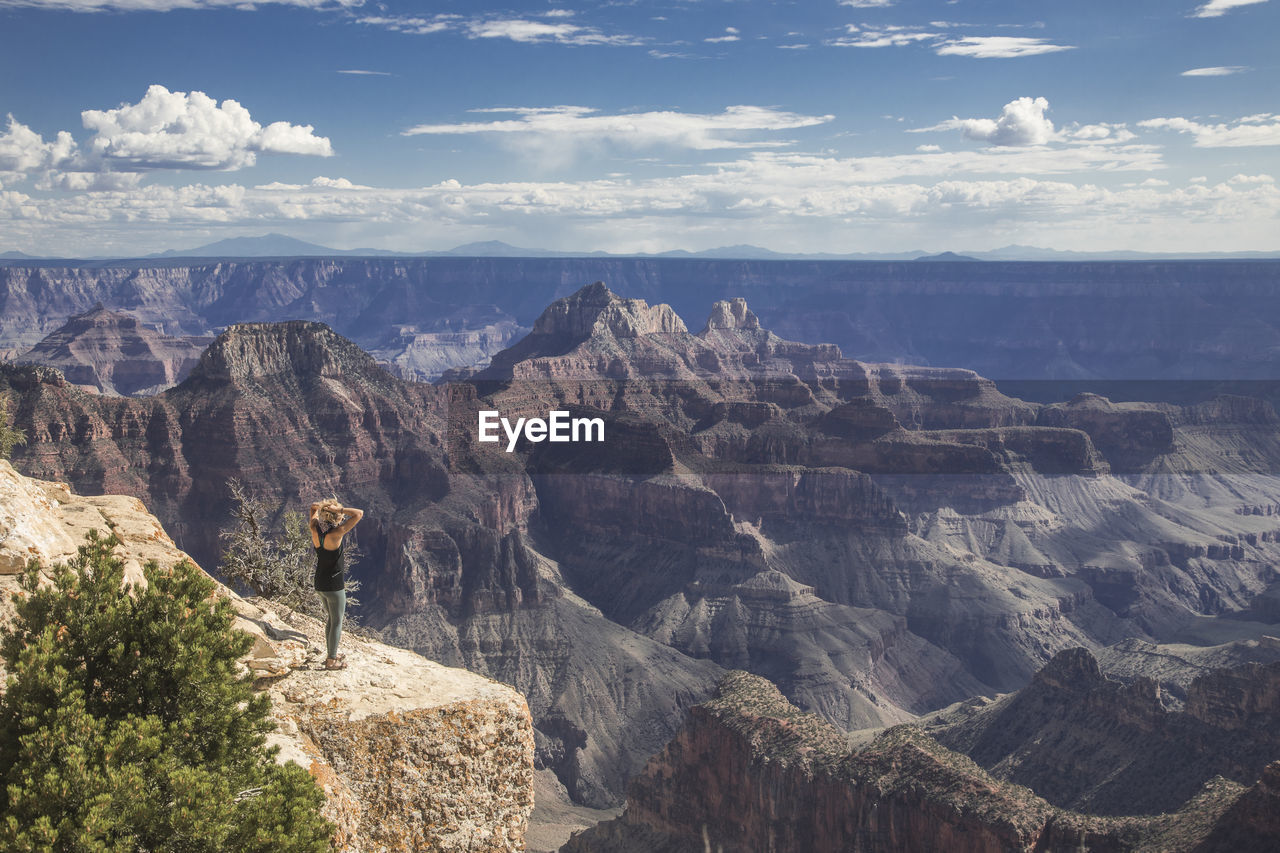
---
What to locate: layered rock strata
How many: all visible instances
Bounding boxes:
[5,258,1280,382]
[928,647,1280,815]
[565,669,1280,853]
[17,304,210,396]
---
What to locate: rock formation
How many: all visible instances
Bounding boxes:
[4,258,1280,382]
[563,670,1259,853]
[373,319,526,382]
[5,281,1280,837]
[0,460,535,852]
[17,304,210,396]
[928,647,1280,815]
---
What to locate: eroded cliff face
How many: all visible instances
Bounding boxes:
[565,669,1280,853]
[8,281,1280,820]
[0,461,536,852]
[6,258,1280,382]
[928,648,1280,816]
[0,321,724,811]
[563,671,1179,853]
[17,304,211,396]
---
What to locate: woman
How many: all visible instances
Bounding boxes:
[309,498,363,671]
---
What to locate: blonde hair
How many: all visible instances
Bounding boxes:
[317,497,344,527]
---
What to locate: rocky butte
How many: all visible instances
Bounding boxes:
[4,281,1280,847]
[0,459,535,852]
[17,303,211,396]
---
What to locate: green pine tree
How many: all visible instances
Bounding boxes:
[0,529,335,852]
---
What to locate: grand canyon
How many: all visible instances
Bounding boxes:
[3,258,1280,850]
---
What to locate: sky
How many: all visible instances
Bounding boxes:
[0,0,1277,256]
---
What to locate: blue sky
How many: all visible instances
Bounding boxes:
[1,0,1277,255]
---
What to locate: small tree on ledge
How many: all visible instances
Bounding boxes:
[219,479,360,623]
[0,529,335,852]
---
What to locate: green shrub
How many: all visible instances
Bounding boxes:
[0,530,335,852]
[0,391,25,460]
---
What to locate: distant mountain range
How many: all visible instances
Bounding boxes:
[4,233,1279,262]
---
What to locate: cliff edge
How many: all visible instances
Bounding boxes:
[0,459,535,852]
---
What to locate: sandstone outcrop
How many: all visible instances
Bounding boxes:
[0,460,535,852]
[16,304,210,396]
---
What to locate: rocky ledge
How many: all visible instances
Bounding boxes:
[0,460,535,852]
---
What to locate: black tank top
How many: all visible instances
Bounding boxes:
[314,540,345,592]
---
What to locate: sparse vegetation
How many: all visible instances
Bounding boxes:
[0,391,25,460]
[0,530,335,852]
[218,479,360,623]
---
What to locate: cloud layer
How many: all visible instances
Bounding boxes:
[1139,113,1280,147]
[402,105,834,152]
[5,157,1274,257]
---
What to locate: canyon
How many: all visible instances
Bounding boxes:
[4,274,1280,848]
[4,258,1280,383]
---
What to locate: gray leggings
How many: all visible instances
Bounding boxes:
[317,589,346,659]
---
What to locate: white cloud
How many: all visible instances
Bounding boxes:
[336,69,392,76]
[838,0,895,6]
[80,85,332,170]
[916,144,942,152]
[465,18,641,45]
[0,0,361,9]
[828,23,938,48]
[935,36,1074,58]
[826,27,1073,57]
[1180,65,1248,76]
[0,117,77,176]
[1192,0,1268,18]
[915,97,1056,146]
[402,105,834,153]
[354,15,457,35]
[706,27,740,43]
[1139,113,1280,147]
[37,171,144,191]
[1066,123,1136,143]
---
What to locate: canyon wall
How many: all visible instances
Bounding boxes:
[4,258,1280,382]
